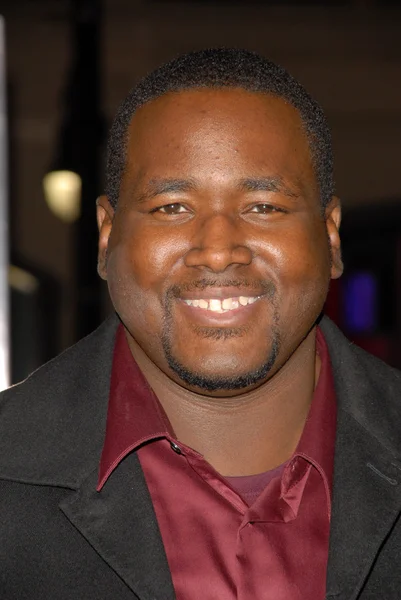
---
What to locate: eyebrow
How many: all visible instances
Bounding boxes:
[237,176,300,199]
[133,175,300,204]
[135,178,198,204]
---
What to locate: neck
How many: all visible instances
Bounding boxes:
[127,328,320,476]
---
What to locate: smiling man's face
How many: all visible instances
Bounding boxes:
[97,88,342,395]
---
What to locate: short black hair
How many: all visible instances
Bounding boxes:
[106,48,334,210]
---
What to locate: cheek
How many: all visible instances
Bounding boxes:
[106,249,144,318]
[106,248,164,353]
[271,222,331,306]
[286,218,331,276]
[113,220,188,287]
[105,225,186,334]
[105,235,153,320]
[107,227,161,293]
[293,238,331,316]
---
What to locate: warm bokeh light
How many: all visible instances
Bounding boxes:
[43,170,82,223]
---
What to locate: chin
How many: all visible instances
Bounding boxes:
[163,339,280,394]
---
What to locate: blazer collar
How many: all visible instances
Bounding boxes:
[59,452,176,600]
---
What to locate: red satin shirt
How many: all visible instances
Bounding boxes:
[98,325,337,599]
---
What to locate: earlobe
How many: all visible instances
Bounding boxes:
[325,196,343,280]
[96,195,115,281]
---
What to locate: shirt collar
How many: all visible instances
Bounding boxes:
[97,325,172,490]
[98,324,336,492]
[290,327,337,508]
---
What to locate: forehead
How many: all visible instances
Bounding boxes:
[129,87,305,140]
[124,88,316,195]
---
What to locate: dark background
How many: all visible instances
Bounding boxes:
[1,0,401,381]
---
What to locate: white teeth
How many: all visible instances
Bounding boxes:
[209,299,222,312]
[222,298,233,310]
[183,296,259,313]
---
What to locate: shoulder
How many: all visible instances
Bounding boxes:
[320,316,401,456]
[320,316,401,393]
[0,315,119,487]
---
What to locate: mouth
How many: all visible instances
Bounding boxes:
[176,292,266,328]
[182,295,261,314]
[169,282,273,328]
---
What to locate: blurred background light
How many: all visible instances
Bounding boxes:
[9,265,39,294]
[343,271,378,334]
[43,169,82,223]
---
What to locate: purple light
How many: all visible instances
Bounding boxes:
[343,271,378,333]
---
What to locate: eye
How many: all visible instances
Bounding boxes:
[248,203,284,214]
[151,203,188,215]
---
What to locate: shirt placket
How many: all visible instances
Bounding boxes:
[235,458,311,600]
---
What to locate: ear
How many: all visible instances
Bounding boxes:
[96,195,115,281]
[325,196,343,280]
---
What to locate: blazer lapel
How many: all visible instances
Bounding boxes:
[326,406,401,600]
[60,450,176,600]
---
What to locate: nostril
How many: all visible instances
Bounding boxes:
[184,244,252,271]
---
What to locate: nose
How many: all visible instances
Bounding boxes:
[184,213,253,273]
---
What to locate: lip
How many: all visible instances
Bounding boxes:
[177,295,264,327]
[179,287,265,301]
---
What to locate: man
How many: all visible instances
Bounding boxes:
[1,48,401,600]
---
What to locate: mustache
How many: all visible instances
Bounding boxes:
[167,278,276,298]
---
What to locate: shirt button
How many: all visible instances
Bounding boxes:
[170,442,183,455]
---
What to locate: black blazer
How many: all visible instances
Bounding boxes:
[1,315,401,599]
